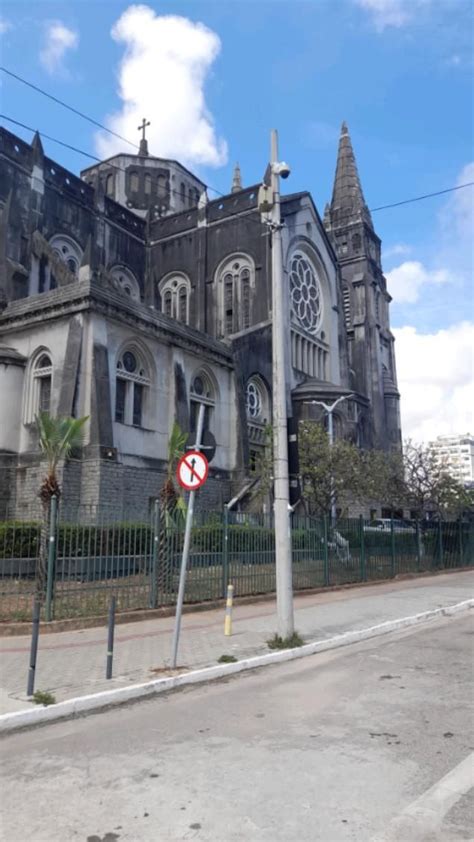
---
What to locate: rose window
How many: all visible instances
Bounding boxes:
[246,380,262,419]
[289,253,323,333]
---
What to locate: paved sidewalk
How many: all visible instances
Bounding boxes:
[0,571,472,714]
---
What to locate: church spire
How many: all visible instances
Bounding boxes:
[31,130,44,164]
[329,122,372,229]
[231,162,242,193]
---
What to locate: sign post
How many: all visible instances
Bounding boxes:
[170,403,208,668]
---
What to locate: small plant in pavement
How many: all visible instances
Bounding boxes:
[267,632,304,650]
[32,690,56,706]
[217,654,238,663]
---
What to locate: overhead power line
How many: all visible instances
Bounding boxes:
[0,114,221,202]
[1,113,473,226]
[4,66,472,218]
[0,66,139,151]
[371,183,474,212]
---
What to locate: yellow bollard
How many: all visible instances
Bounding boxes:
[224,584,234,636]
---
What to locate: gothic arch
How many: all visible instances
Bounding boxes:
[214,253,256,337]
[114,340,155,428]
[285,236,334,343]
[23,346,54,423]
[158,272,191,324]
[49,234,83,277]
[109,265,141,302]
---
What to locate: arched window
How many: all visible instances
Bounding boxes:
[35,354,52,415]
[241,268,251,329]
[245,377,264,421]
[352,232,361,252]
[180,182,186,204]
[224,271,234,334]
[49,235,83,278]
[289,251,323,335]
[178,286,188,323]
[106,173,114,196]
[190,370,215,434]
[245,375,270,470]
[24,350,53,423]
[188,187,194,207]
[109,266,141,302]
[157,175,167,199]
[216,255,255,337]
[159,274,191,325]
[115,347,150,428]
[129,171,139,192]
[144,173,152,195]
[163,289,173,318]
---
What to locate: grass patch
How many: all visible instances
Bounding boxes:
[267,632,304,650]
[32,690,56,706]
[217,654,238,664]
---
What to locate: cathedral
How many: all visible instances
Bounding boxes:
[0,121,401,516]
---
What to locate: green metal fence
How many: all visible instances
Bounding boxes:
[0,502,472,622]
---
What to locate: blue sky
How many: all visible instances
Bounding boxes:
[0,0,473,439]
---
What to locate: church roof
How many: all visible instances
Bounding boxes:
[329,122,373,229]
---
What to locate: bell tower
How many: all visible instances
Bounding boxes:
[324,123,401,450]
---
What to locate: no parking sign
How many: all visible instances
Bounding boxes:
[176,450,209,491]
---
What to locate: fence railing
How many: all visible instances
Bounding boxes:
[0,503,472,622]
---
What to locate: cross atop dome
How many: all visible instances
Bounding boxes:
[137,118,150,157]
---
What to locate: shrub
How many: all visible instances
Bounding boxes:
[32,690,56,706]
[0,521,40,559]
[267,632,304,650]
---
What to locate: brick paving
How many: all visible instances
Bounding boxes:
[0,571,472,714]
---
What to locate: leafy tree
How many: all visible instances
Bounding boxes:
[298,421,367,516]
[36,412,88,596]
[402,440,471,519]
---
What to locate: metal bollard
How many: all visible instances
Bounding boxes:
[27,599,41,697]
[224,584,234,636]
[106,595,116,680]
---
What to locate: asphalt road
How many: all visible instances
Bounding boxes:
[1,615,473,842]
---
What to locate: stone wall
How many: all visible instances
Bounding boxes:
[0,453,231,521]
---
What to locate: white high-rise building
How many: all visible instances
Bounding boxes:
[429,434,474,486]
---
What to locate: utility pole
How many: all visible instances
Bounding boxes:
[267,129,294,638]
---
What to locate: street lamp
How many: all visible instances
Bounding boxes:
[311,394,354,524]
[258,129,294,639]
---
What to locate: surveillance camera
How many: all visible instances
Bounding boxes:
[272,161,291,179]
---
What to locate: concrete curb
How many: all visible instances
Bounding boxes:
[1,598,472,735]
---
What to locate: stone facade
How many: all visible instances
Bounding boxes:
[0,123,401,516]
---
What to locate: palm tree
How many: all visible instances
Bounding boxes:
[157,421,187,599]
[36,412,88,598]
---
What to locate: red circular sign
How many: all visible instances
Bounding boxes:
[177,451,209,491]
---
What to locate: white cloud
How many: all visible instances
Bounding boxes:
[0,17,12,34]
[39,21,79,75]
[385,261,452,304]
[383,243,412,259]
[354,0,431,31]
[393,322,474,442]
[96,5,227,168]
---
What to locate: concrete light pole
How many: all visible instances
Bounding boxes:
[312,394,353,524]
[267,129,294,638]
